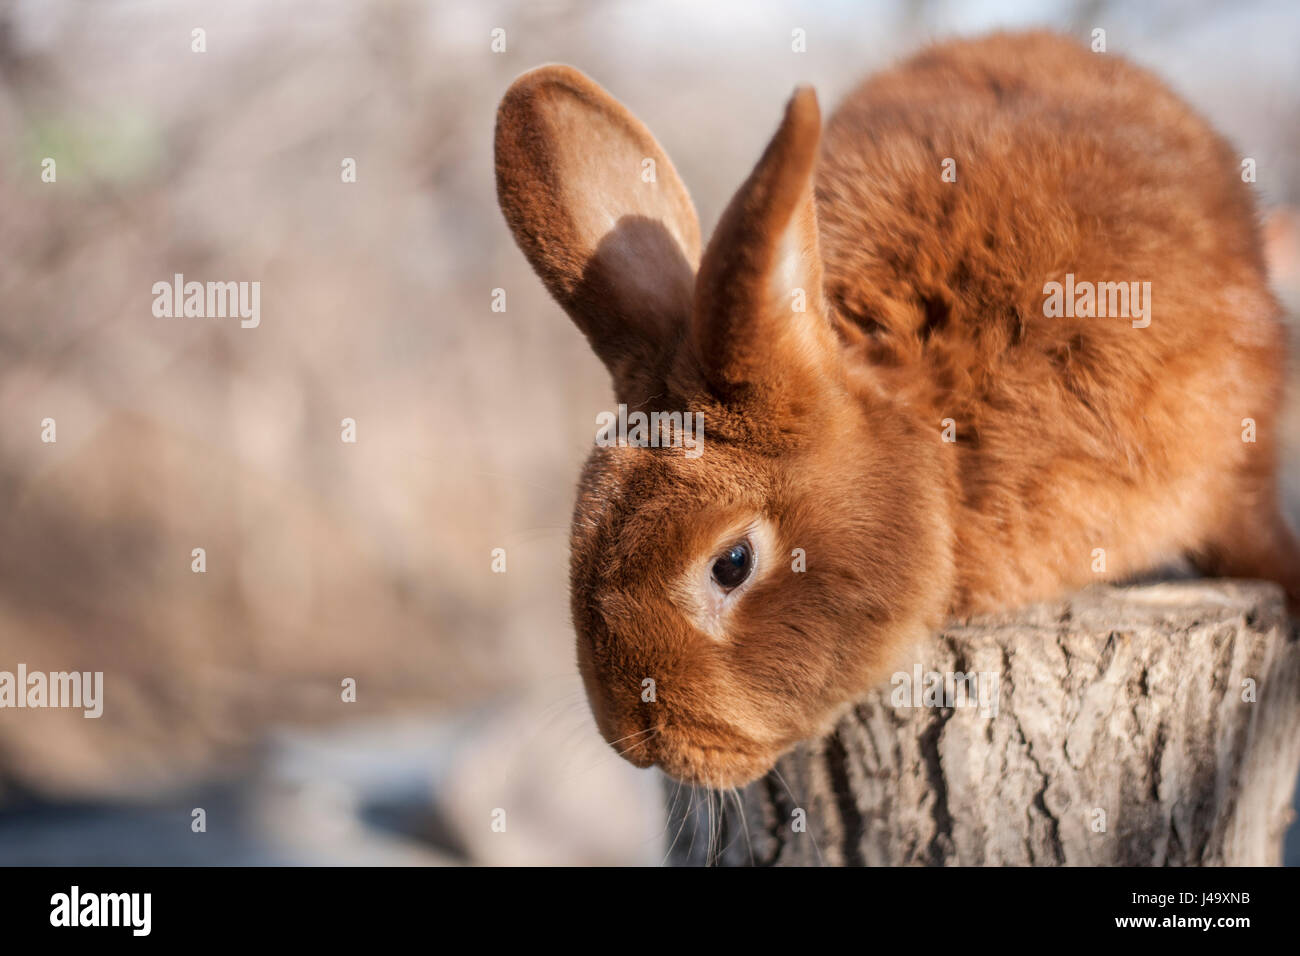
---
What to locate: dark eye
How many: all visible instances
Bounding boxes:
[711,540,754,590]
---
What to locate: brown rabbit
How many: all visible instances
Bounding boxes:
[494,31,1300,787]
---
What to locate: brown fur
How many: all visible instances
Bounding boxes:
[494,31,1300,787]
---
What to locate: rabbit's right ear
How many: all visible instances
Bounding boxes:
[495,66,702,388]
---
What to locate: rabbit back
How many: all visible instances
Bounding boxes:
[816,31,1286,610]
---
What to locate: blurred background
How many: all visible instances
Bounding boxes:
[0,0,1298,865]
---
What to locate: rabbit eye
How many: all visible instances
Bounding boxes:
[711,540,753,590]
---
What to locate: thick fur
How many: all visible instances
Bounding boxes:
[495,31,1300,787]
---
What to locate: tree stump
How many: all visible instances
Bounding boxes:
[666,581,1300,866]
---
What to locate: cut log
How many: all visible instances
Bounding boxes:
[666,580,1300,866]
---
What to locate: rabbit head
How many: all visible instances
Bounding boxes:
[495,66,952,787]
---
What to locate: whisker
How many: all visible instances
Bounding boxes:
[512,697,603,780]
[772,766,824,866]
[548,727,653,782]
[605,726,656,749]
[708,787,745,864]
[615,731,657,759]
[685,785,700,863]
[662,784,695,866]
[656,776,685,843]
[729,786,755,867]
[712,785,722,868]
[501,693,591,792]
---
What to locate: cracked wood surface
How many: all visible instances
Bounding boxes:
[666,580,1300,866]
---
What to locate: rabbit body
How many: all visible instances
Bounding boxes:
[495,31,1299,786]
[816,32,1297,613]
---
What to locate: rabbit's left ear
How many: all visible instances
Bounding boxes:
[693,87,841,409]
[495,66,701,391]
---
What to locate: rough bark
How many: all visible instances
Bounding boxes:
[666,580,1300,866]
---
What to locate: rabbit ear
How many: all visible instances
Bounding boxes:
[692,87,839,409]
[495,66,702,388]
